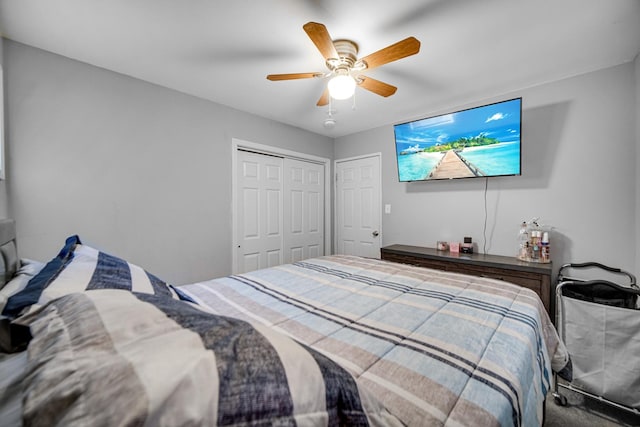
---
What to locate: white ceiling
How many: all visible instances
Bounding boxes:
[1,0,639,138]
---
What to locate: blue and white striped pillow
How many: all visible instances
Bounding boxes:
[2,235,184,318]
[0,259,45,315]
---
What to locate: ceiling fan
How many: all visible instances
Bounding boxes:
[266,22,421,107]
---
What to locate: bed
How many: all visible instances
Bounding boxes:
[0,219,571,426]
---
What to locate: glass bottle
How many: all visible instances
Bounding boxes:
[541,231,550,262]
[531,230,540,260]
[517,221,529,260]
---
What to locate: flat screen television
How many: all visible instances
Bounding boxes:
[394,98,522,182]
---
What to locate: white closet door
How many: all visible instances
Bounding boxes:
[335,155,381,258]
[235,149,326,274]
[236,150,283,273]
[283,158,324,264]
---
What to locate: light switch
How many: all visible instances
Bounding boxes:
[384,204,391,214]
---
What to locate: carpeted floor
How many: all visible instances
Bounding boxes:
[544,384,640,426]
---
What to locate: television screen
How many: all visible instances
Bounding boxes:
[394,98,522,182]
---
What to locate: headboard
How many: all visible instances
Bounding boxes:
[0,219,19,288]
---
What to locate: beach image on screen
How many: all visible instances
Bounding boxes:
[394,98,521,181]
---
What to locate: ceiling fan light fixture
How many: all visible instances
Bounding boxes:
[328,74,356,100]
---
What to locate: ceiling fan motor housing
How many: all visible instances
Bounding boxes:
[327,39,359,71]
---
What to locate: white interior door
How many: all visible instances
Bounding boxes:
[335,154,382,258]
[283,158,324,263]
[236,150,283,273]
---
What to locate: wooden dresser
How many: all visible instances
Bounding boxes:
[380,244,553,317]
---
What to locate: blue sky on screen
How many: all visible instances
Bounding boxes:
[395,98,521,149]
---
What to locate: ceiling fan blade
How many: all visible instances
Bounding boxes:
[359,37,420,70]
[358,76,397,97]
[316,88,330,106]
[266,72,322,81]
[303,22,339,60]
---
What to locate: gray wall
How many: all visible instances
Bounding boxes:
[336,62,638,276]
[3,38,638,282]
[2,40,333,284]
[636,53,640,273]
[0,36,7,218]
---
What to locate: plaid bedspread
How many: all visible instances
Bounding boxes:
[18,289,400,426]
[180,255,570,427]
[8,238,401,426]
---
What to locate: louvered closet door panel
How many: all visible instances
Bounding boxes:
[237,150,283,273]
[283,158,324,264]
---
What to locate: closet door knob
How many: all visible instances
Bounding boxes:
[372,231,379,237]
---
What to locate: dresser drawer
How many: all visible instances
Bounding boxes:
[453,264,542,289]
[380,245,552,317]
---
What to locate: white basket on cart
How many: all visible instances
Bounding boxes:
[553,262,640,414]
